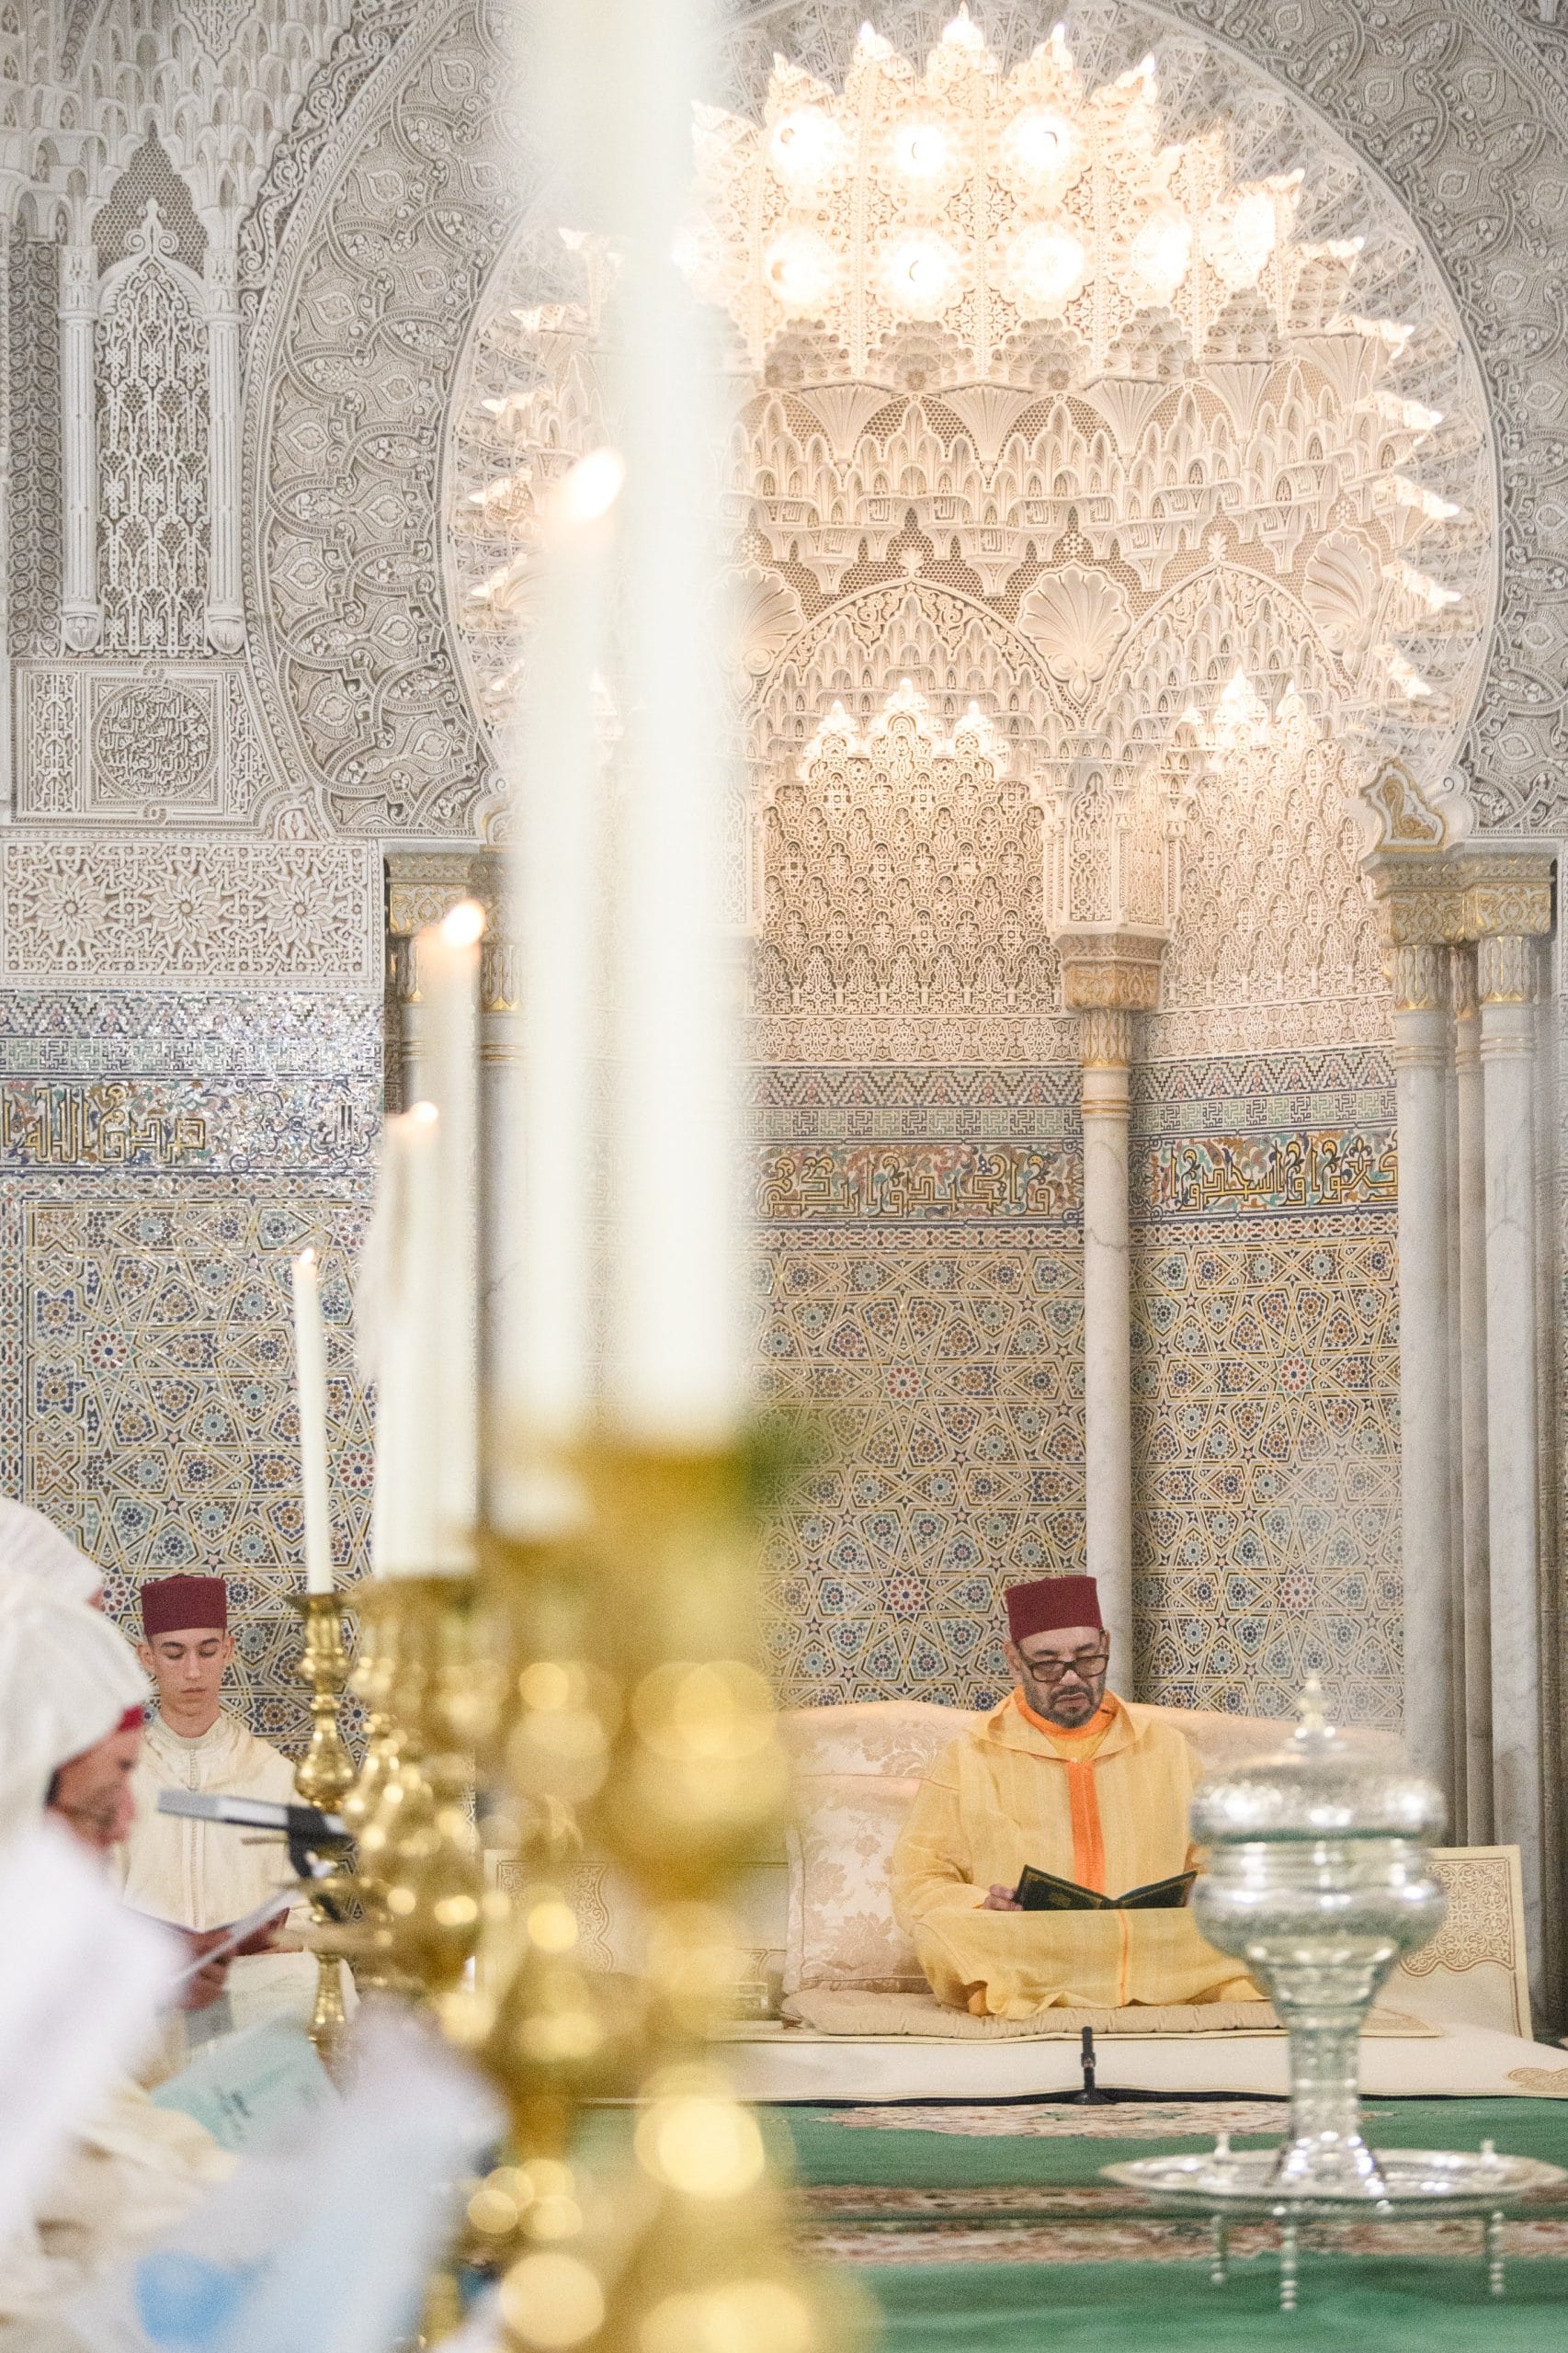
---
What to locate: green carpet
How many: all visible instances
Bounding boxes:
[867,2254,1568,2348]
[782,2098,1568,2188]
[778,2101,1568,2344]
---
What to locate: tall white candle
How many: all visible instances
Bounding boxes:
[593,0,745,1449]
[290,1248,334,1595]
[501,450,621,1509]
[417,902,483,1569]
[369,1102,443,1577]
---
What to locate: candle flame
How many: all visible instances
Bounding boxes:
[296,1246,316,1269]
[407,1100,440,1127]
[559,446,626,525]
[442,898,487,949]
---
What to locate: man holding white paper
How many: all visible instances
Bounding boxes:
[119,1574,315,2043]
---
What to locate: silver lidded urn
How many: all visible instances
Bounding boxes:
[1189,1677,1447,2198]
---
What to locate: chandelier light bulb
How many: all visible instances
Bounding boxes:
[768,106,844,188]
[1129,210,1192,303]
[1005,222,1085,314]
[881,230,961,313]
[892,119,950,179]
[1006,108,1074,183]
[763,227,839,313]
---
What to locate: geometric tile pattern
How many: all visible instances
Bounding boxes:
[15,1188,374,1752]
[756,1225,1085,1707]
[0,987,381,1756]
[751,1039,1402,1724]
[1131,1045,1401,1727]
[1131,1221,1401,1725]
[753,1065,1085,1707]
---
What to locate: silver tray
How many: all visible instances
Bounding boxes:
[1104,2146,1568,2213]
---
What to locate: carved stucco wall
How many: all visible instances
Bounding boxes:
[0,0,1562,1742]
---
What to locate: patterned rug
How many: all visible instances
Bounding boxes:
[832,2097,1297,2139]
[800,2182,1568,2268]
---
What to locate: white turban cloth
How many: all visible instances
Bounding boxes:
[0,1573,147,1836]
[0,1498,103,1606]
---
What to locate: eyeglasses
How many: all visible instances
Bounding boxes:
[1020,1645,1108,1685]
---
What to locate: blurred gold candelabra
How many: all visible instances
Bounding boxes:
[322,1440,862,2352]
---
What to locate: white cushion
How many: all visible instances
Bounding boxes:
[784,1774,926,1995]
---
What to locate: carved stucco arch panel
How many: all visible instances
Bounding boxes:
[244,0,528,837]
[751,576,1070,764]
[248,0,1559,840]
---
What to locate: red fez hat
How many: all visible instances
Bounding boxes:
[141,1574,227,1641]
[1006,1575,1104,1643]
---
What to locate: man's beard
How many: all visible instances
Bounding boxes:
[1034,1677,1103,1728]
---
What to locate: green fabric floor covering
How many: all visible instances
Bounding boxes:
[867,2255,1568,2349]
[782,2097,1568,2188]
[782,2102,1568,2344]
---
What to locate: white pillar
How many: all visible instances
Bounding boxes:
[58,239,100,654]
[1391,941,1455,1807]
[1079,1005,1134,1688]
[0,229,13,818]
[1478,931,1544,1980]
[1451,946,1493,1843]
[1443,971,1466,1842]
[204,233,244,654]
[479,926,523,1409]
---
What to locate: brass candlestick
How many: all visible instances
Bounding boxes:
[335,1580,411,1994]
[451,1516,628,2322]
[290,1590,356,2068]
[331,1574,488,2017]
[376,1573,486,2011]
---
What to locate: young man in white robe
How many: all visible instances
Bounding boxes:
[119,1573,316,2044]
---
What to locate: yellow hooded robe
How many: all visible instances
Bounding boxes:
[891,1690,1256,2017]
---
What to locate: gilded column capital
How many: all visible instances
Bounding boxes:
[1477,933,1538,1008]
[1391,941,1448,1014]
[1449,943,1478,1024]
[1079,1006,1134,1073]
[1364,848,1554,949]
[385,849,514,1012]
[1055,926,1166,1015]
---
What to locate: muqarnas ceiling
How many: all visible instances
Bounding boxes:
[449,2,1494,859]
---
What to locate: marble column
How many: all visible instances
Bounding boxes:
[1478,932,1543,1969]
[479,923,524,1408]
[1390,941,1455,1808]
[0,229,13,817]
[204,233,244,654]
[1450,947,1493,1844]
[58,239,100,653]
[1444,972,1466,1842]
[1079,1005,1135,1686]
[384,849,516,1383]
[386,853,498,1108]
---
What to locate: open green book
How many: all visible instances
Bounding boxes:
[1014,1865,1197,1913]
